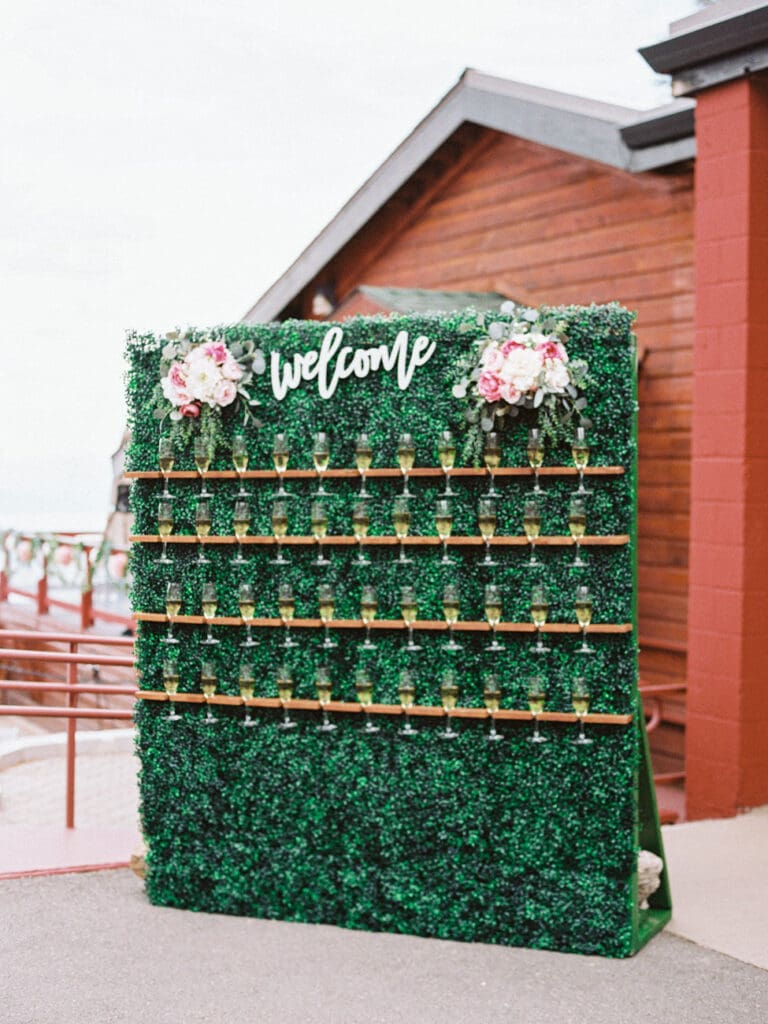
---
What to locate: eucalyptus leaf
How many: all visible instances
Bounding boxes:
[480,416,495,432]
[488,322,504,341]
[466,409,480,424]
[533,388,545,408]
[574,397,588,411]
[499,300,516,315]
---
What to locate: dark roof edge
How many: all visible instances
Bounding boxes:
[639,3,768,74]
[620,99,695,148]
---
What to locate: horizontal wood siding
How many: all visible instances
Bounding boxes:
[329,130,694,705]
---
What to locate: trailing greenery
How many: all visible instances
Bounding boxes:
[128,304,641,957]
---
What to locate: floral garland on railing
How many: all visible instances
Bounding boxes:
[451,303,591,462]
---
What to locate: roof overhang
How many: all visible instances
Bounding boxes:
[243,70,695,324]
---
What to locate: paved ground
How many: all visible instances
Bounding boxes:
[1,869,766,1024]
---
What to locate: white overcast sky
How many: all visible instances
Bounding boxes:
[1,0,698,531]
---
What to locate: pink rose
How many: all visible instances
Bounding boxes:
[500,336,527,358]
[213,380,237,407]
[535,338,568,362]
[499,380,521,404]
[203,342,228,365]
[54,545,73,567]
[161,362,191,406]
[481,343,505,374]
[477,370,504,403]
[221,355,243,381]
[180,402,201,418]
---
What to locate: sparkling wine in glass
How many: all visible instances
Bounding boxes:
[393,496,412,565]
[572,426,592,496]
[156,500,174,565]
[352,502,370,566]
[311,501,330,567]
[575,584,594,654]
[355,666,380,734]
[572,677,593,745]
[200,660,218,724]
[201,581,219,646]
[195,499,212,566]
[398,669,417,736]
[527,428,544,495]
[442,583,463,651]
[530,584,550,654]
[400,585,421,651]
[158,437,175,501]
[355,432,373,498]
[397,432,415,497]
[523,499,542,567]
[278,581,298,649]
[276,664,297,730]
[483,673,503,742]
[483,432,501,498]
[272,433,291,499]
[163,659,181,721]
[437,430,456,497]
[435,499,454,565]
[232,434,250,499]
[239,662,257,727]
[440,669,459,740]
[312,432,331,497]
[478,498,498,567]
[315,665,337,733]
[569,498,587,567]
[527,676,548,744]
[485,583,503,652]
[239,582,258,649]
[194,437,213,498]
[270,499,289,565]
[163,581,182,645]
[318,583,337,650]
[360,583,378,650]
[231,500,249,565]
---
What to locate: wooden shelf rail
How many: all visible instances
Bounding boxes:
[135,689,633,725]
[127,466,625,481]
[131,534,630,547]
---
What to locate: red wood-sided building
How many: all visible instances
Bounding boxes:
[244,1,768,821]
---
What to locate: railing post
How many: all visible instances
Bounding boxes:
[81,548,94,631]
[37,550,49,616]
[66,641,78,829]
[0,568,8,602]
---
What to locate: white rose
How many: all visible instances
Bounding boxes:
[500,346,543,393]
[543,359,570,393]
[186,355,221,403]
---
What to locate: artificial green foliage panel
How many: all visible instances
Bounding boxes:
[128,305,646,957]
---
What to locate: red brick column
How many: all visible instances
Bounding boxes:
[686,75,768,819]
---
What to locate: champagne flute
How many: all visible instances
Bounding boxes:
[195,499,212,566]
[276,664,297,730]
[270,500,289,565]
[163,581,182,645]
[312,432,331,497]
[231,500,250,565]
[315,664,337,733]
[355,666,380,734]
[439,669,459,740]
[527,428,544,495]
[163,659,181,721]
[478,498,498,566]
[437,430,456,497]
[156,500,174,565]
[483,672,503,742]
[158,437,175,501]
[397,432,415,497]
[527,676,548,744]
[239,662,257,727]
[360,584,378,650]
[272,433,291,499]
[523,499,542,567]
[575,584,594,654]
[572,677,593,745]
[572,426,592,496]
[311,501,330,567]
[318,583,337,650]
[278,581,298,649]
[355,432,373,498]
[442,583,463,651]
[435,499,454,565]
[352,502,370,565]
[232,434,250,499]
[201,581,219,646]
[397,669,417,736]
[200,660,218,724]
[483,432,501,498]
[569,498,587,567]
[530,584,550,654]
[400,585,421,651]
[194,437,213,498]
[239,582,258,649]
[485,583,503,652]
[393,496,412,565]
